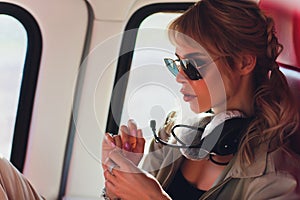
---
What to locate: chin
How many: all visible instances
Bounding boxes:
[189,104,201,113]
[190,103,210,114]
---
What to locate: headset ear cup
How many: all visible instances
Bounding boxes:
[213,118,252,155]
[200,118,252,156]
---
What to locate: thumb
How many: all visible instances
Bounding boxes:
[108,149,140,173]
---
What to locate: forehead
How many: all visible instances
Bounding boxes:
[172,32,217,59]
[172,32,207,55]
[175,45,211,59]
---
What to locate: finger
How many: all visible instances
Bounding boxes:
[104,133,116,147]
[120,125,132,151]
[103,157,117,170]
[104,169,118,183]
[102,133,116,169]
[128,119,137,149]
[134,129,145,153]
[108,149,140,173]
[128,119,137,137]
[103,158,121,176]
[113,135,122,148]
[105,180,120,199]
[104,170,119,198]
[104,169,114,180]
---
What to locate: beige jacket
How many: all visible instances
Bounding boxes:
[142,131,300,200]
[0,157,44,199]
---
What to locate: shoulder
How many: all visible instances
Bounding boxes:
[245,172,299,200]
[267,147,300,178]
[239,148,300,199]
[253,147,300,199]
[227,144,300,197]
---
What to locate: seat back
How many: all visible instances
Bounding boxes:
[259,0,300,154]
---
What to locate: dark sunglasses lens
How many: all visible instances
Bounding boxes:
[164,58,179,77]
[181,60,202,80]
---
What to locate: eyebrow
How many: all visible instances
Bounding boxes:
[175,52,204,59]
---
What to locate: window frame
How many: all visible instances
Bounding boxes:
[0,2,42,172]
[106,3,194,134]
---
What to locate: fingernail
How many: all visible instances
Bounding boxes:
[131,129,137,137]
[124,142,131,150]
[105,133,111,141]
[129,119,136,123]
[110,142,115,147]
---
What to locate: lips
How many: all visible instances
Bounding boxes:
[180,89,197,102]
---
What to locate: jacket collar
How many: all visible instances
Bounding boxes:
[223,141,269,179]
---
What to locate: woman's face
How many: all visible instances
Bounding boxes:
[175,45,229,114]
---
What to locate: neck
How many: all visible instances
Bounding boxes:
[213,74,255,116]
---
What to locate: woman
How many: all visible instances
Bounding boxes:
[102,0,300,199]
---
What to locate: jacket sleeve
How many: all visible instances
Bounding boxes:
[0,157,44,200]
[142,127,171,176]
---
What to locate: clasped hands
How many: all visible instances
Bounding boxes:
[102,120,170,200]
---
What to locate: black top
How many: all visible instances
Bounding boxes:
[166,169,206,200]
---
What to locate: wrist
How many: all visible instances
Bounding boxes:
[101,188,121,200]
[101,188,110,200]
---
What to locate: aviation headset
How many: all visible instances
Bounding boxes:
[151,110,252,162]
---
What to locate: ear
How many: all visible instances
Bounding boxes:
[237,54,256,75]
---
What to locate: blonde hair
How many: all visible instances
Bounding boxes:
[168,0,299,164]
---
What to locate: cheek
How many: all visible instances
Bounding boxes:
[202,65,228,109]
[188,80,212,112]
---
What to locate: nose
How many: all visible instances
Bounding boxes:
[176,70,188,84]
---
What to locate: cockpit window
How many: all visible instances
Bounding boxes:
[0,14,27,159]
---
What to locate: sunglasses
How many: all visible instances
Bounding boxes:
[164,56,216,80]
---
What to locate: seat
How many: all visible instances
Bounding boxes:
[259,0,300,154]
